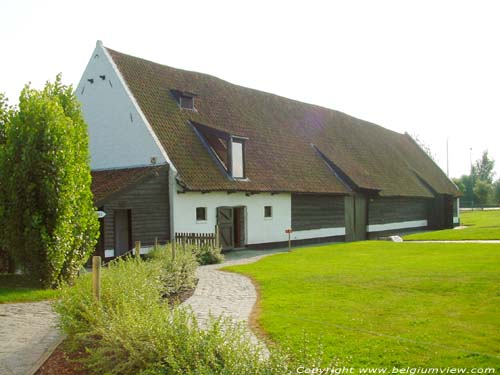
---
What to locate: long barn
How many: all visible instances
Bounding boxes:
[79,41,460,256]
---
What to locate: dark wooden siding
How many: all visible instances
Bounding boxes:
[368,197,429,225]
[292,194,345,231]
[102,168,170,250]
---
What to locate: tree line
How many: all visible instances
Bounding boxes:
[453,150,500,207]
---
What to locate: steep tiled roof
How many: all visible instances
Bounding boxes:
[106,47,459,198]
[91,166,164,204]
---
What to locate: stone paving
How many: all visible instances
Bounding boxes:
[183,249,286,340]
[0,301,62,375]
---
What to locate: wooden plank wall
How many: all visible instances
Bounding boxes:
[102,168,170,250]
[368,197,430,225]
[291,194,345,231]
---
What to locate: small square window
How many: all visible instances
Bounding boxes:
[196,207,207,222]
[264,206,272,218]
[180,95,194,110]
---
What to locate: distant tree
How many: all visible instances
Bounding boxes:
[473,180,494,206]
[472,150,495,184]
[495,179,500,205]
[453,174,475,206]
[0,76,99,287]
[452,177,465,195]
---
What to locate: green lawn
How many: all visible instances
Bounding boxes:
[404,210,500,240]
[226,242,500,368]
[0,274,59,303]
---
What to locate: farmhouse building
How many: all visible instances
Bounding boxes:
[78,41,460,257]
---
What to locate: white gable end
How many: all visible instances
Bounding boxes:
[76,42,167,170]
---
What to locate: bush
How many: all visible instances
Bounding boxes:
[55,255,323,374]
[192,244,224,265]
[0,77,98,287]
[147,244,198,295]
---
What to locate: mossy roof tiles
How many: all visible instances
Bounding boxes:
[105,47,459,198]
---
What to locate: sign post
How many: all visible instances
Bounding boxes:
[285,229,293,252]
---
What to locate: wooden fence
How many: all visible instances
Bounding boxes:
[174,226,219,248]
[174,232,218,249]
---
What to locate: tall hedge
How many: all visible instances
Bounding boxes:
[0,93,14,273]
[0,76,99,287]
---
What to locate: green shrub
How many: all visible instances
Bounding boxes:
[0,77,98,288]
[192,244,224,265]
[147,245,198,295]
[55,255,324,374]
[55,257,164,350]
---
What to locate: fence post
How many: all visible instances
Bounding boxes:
[215,225,220,249]
[92,256,101,301]
[135,241,141,258]
[171,238,176,261]
[154,237,158,250]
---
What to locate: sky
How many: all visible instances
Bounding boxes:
[1,0,499,179]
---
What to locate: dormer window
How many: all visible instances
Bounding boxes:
[170,89,196,110]
[179,95,194,110]
[231,138,245,179]
[191,121,247,180]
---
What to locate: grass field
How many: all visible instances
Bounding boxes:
[0,274,59,303]
[226,242,500,368]
[404,210,500,240]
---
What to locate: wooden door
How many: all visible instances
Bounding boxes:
[354,195,367,240]
[345,196,355,242]
[114,209,131,256]
[345,195,367,241]
[217,207,234,250]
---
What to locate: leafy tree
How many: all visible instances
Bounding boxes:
[0,93,15,272]
[472,150,495,184]
[495,179,500,205]
[0,76,99,287]
[453,175,474,206]
[0,93,11,144]
[473,179,493,206]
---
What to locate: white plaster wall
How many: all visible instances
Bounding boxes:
[173,191,292,244]
[76,43,166,170]
[367,220,428,232]
[292,227,345,240]
[173,191,349,245]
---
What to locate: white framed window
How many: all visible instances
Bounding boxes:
[231,139,245,179]
[196,207,207,222]
[264,206,273,219]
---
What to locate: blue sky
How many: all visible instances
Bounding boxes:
[2,0,499,179]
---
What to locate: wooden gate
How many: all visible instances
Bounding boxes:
[217,207,234,250]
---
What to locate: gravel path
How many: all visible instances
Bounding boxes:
[183,249,285,340]
[0,301,62,375]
